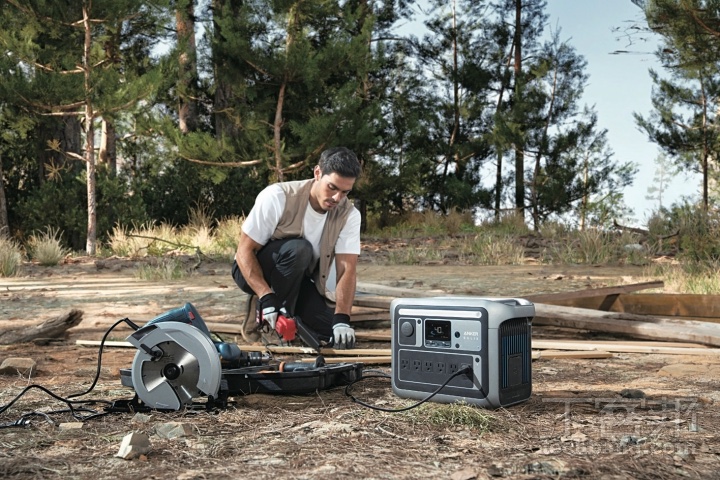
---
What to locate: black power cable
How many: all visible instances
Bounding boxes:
[344,366,473,413]
[0,317,139,428]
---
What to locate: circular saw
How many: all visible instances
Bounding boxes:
[119,302,364,412]
[127,321,222,410]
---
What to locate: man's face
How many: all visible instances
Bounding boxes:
[311,166,356,213]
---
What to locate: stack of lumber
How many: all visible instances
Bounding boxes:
[76,279,720,365]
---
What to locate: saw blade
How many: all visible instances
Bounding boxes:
[128,321,222,410]
[139,340,202,406]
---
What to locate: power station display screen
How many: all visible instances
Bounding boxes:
[425,319,452,347]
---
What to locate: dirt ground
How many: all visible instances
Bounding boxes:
[1,251,719,479]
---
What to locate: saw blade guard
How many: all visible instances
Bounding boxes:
[127,321,222,410]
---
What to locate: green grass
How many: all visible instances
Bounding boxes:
[402,401,495,432]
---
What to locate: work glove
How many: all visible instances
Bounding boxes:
[332,313,355,349]
[256,292,281,330]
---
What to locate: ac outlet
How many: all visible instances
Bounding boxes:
[397,349,475,389]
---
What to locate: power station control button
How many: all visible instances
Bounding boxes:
[400,321,414,337]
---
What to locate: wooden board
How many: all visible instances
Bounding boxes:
[533,350,613,359]
[533,303,720,347]
[524,281,664,305]
[553,293,720,321]
[532,339,719,355]
[76,340,394,358]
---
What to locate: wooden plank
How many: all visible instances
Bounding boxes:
[532,339,720,355]
[353,294,394,309]
[300,356,391,365]
[524,280,664,305]
[551,293,720,321]
[75,339,392,357]
[238,345,392,356]
[352,281,665,312]
[533,303,720,347]
[355,331,391,342]
[77,339,132,348]
[534,350,613,359]
[356,281,447,297]
[350,312,390,322]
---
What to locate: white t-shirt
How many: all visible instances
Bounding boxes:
[242,183,361,290]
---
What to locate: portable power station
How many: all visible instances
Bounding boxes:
[391,297,534,408]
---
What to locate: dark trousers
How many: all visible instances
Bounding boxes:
[232,238,334,336]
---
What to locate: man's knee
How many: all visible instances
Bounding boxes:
[231,260,254,295]
[277,238,314,270]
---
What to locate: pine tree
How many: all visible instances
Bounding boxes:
[635,0,720,211]
[645,153,675,211]
[0,0,169,252]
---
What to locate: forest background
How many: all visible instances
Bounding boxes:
[0,0,718,260]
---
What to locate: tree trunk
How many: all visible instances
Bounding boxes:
[513,0,525,217]
[272,3,301,182]
[0,153,8,237]
[99,117,117,176]
[273,81,287,181]
[83,2,97,255]
[177,0,198,134]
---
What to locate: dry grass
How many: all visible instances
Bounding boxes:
[27,227,68,266]
[0,236,23,276]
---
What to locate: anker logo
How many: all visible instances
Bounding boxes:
[463,331,479,336]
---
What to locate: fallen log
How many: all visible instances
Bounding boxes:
[0,310,83,345]
[534,303,720,347]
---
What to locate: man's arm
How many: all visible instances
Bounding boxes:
[234,232,273,299]
[333,253,358,315]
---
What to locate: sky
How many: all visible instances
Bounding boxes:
[544,0,699,223]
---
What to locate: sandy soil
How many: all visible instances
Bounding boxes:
[0,255,719,479]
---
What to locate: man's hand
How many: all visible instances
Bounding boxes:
[256,292,281,330]
[332,313,355,349]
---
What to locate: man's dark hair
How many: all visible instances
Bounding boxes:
[318,147,361,178]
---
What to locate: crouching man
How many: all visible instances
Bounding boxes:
[232,147,362,349]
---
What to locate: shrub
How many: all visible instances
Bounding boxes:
[0,236,23,276]
[212,215,244,257]
[135,258,187,281]
[27,227,68,266]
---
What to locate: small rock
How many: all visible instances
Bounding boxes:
[131,413,152,424]
[154,422,194,439]
[450,467,478,480]
[619,388,645,399]
[116,432,152,460]
[0,357,37,377]
[486,464,504,477]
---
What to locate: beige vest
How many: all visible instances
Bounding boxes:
[273,179,355,302]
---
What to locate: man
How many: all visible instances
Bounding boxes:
[232,147,362,349]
